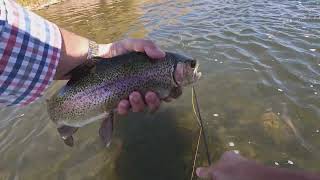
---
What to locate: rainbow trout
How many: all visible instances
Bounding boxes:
[47,52,201,147]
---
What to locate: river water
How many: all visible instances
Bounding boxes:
[1,0,320,179]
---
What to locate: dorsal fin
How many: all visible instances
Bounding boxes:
[65,57,107,86]
[64,52,151,86]
[65,63,94,85]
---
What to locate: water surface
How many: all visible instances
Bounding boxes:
[1,0,320,179]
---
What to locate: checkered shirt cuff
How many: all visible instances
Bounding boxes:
[0,0,62,107]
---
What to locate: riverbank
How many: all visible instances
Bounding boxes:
[17,0,63,10]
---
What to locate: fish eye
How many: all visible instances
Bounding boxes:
[190,60,196,68]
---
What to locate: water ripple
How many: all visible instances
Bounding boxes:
[1,0,319,178]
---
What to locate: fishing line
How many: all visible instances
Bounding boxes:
[190,86,211,179]
[190,127,202,180]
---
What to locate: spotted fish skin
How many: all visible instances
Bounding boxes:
[47,52,195,128]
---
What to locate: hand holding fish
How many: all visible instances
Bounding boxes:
[98,39,167,115]
[98,38,166,60]
[56,35,168,115]
[196,151,320,180]
[49,33,202,147]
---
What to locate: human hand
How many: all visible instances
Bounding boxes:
[197,151,320,180]
[99,38,165,59]
[196,151,262,180]
[98,39,168,115]
[56,34,173,114]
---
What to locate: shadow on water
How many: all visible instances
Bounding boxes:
[113,109,195,180]
[108,105,225,180]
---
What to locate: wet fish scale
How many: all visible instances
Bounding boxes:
[47,51,201,146]
[48,52,178,127]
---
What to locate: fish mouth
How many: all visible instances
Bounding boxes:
[173,61,201,87]
[193,63,202,81]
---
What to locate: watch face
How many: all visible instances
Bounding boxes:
[93,46,100,57]
[88,41,99,59]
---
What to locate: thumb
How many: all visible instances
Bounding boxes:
[196,167,212,178]
[144,45,166,59]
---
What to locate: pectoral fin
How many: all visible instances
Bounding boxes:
[99,111,114,147]
[57,126,79,147]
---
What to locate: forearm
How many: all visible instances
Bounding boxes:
[252,163,320,180]
[54,29,90,79]
[53,31,168,80]
[53,28,123,79]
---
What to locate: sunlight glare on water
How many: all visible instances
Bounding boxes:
[0,0,320,179]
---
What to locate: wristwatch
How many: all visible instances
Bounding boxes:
[87,40,100,62]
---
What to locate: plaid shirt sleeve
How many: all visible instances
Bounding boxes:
[0,0,62,107]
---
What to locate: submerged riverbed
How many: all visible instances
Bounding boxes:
[1,0,320,179]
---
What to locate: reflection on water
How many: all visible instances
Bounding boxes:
[40,0,153,41]
[1,0,320,179]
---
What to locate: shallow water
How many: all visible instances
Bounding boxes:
[1,0,320,179]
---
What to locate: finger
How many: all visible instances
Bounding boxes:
[144,44,166,59]
[145,91,161,112]
[221,151,246,162]
[117,100,130,115]
[196,167,212,178]
[123,39,165,59]
[163,97,173,103]
[129,91,145,112]
[98,42,127,58]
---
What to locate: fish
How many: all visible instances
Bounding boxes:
[47,51,201,147]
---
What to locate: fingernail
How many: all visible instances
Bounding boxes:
[117,109,126,115]
[130,93,140,103]
[146,93,156,102]
[132,96,139,103]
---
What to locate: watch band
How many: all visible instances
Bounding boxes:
[87,40,100,61]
